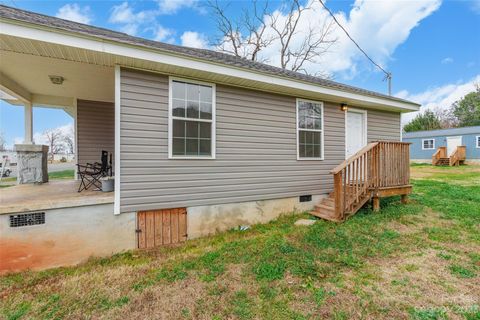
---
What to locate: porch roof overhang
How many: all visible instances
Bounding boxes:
[0,11,420,113]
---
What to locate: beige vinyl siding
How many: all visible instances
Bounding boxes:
[119,68,346,213]
[77,99,115,165]
[367,109,401,141]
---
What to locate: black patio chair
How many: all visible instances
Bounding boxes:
[76,150,112,192]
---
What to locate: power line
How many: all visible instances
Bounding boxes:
[317,0,392,95]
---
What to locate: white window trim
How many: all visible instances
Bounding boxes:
[296,98,324,161]
[168,76,216,159]
[344,107,367,159]
[422,138,435,150]
[476,136,480,148]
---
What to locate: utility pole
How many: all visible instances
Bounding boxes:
[385,73,392,96]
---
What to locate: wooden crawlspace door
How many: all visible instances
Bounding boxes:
[137,208,187,249]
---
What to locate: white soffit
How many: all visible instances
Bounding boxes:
[0,89,17,100]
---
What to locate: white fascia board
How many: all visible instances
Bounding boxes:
[0,20,420,112]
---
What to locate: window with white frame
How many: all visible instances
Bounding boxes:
[170,79,215,158]
[422,139,435,150]
[476,136,480,148]
[297,99,324,159]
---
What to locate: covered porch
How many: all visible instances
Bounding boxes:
[0,44,116,206]
[0,180,114,214]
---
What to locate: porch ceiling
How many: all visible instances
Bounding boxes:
[0,49,114,105]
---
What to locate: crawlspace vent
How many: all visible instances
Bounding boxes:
[9,212,45,228]
[299,195,312,202]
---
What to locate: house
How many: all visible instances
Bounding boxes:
[403,126,480,165]
[0,5,419,273]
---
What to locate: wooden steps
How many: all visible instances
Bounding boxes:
[309,141,412,222]
[432,146,466,166]
[436,157,450,166]
[310,192,339,222]
[310,190,373,222]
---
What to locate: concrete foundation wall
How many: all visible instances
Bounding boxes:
[187,194,325,239]
[0,204,136,273]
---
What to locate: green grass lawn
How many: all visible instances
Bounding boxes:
[1,165,479,320]
[0,169,74,187]
[46,169,75,180]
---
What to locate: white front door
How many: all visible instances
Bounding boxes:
[447,136,462,156]
[346,109,367,158]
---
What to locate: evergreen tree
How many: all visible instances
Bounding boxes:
[403,110,442,132]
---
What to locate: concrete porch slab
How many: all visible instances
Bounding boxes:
[0,180,114,214]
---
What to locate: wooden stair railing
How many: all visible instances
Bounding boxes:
[449,146,466,166]
[331,142,378,221]
[432,147,446,166]
[311,141,411,222]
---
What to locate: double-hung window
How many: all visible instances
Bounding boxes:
[169,78,215,158]
[297,99,324,160]
[476,136,480,148]
[422,139,434,150]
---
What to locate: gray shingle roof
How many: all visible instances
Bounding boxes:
[403,126,480,138]
[0,4,419,107]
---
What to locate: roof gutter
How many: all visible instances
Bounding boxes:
[0,18,420,112]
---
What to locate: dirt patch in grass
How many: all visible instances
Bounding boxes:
[102,264,257,320]
[386,208,455,235]
[105,276,209,319]
[366,249,479,318]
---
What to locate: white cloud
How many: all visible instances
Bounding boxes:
[33,123,74,146]
[13,136,23,146]
[109,0,203,38]
[56,3,92,24]
[441,57,453,64]
[154,26,175,43]
[470,0,480,14]
[109,2,156,36]
[119,23,139,36]
[157,0,200,14]
[181,31,208,49]
[251,0,441,78]
[109,2,135,24]
[107,0,440,77]
[398,74,480,124]
[7,124,73,150]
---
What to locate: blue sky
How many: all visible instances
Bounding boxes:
[1,0,479,147]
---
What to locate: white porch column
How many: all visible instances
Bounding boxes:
[24,102,33,144]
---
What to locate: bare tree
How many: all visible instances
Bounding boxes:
[210,0,274,62]
[435,108,458,129]
[44,129,64,162]
[62,127,75,155]
[209,0,337,76]
[0,131,6,152]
